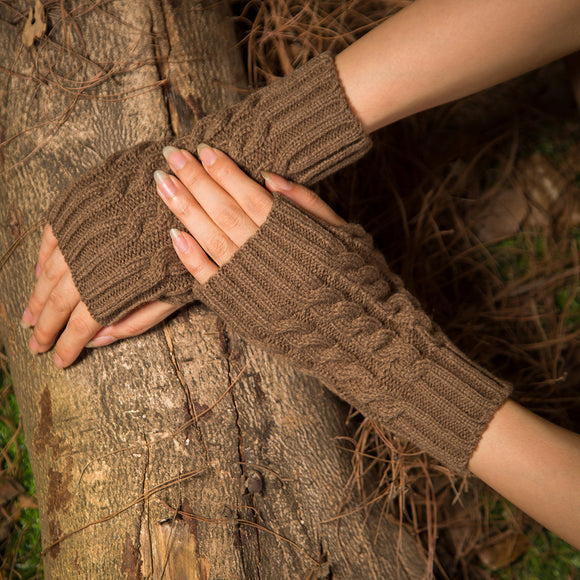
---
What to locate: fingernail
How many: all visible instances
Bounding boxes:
[29,335,40,353]
[21,308,33,329]
[261,171,292,192]
[154,170,176,199]
[170,228,189,253]
[86,335,117,348]
[197,143,217,167]
[54,354,64,368]
[35,264,42,278]
[163,146,188,171]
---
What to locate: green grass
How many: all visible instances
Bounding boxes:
[486,230,580,332]
[476,494,579,579]
[0,368,43,579]
[497,529,580,580]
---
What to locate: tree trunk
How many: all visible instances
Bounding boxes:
[0,1,426,578]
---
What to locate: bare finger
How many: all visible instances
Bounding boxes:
[169,229,219,285]
[36,224,59,277]
[23,248,69,327]
[262,172,347,226]
[154,170,239,267]
[163,146,262,240]
[165,145,274,227]
[87,300,183,347]
[53,302,101,368]
[30,271,82,353]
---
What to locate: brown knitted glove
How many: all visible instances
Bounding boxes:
[195,193,512,473]
[48,52,371,325]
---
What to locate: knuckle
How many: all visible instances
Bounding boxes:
[182,164,204,192]
[213,162,234,182]
[43,263,61,283]
[54,342,74,365]
[67,316,91,337]
[207,233,230,261]
[174,198,193,219]
[216,205,243,230]
[27,295,43,315]
[33,326,52,346]
[37,246,49,263]
[248,195,271,215]
[303,188,320,208]
[187,258,206,279]
[47,291,69,314]
[119,321,142,337]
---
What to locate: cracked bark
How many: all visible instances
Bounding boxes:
[0,1,427,578]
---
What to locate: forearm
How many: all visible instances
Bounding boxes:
[336,0,580,132]
[469,399,580,549]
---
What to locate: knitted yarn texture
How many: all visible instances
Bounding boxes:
[48,52,372,325]
[197,193,513,473]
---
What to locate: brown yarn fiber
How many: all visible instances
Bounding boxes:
[48,52,371,325]
[48,50,512,472]
[198,193,513,473]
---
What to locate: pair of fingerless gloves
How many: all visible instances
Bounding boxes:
[48,53,512,474]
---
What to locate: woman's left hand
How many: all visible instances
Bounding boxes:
[22,226,184,368]
[155,144,346,284]
[22,144,344,368]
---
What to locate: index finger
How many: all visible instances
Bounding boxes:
[36,224,59,277]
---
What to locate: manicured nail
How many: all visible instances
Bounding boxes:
[29,335,40,353]
[170,228,189,252]
[35,264,42,278]
[197,143,217,167]
[154,170,176,199]
[261,171,292,192]
[20,308,33,329]
[54,354,64,368]
[163,146,188,171]
[86,335,117,348]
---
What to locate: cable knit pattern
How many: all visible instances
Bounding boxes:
[196,193,513,473]
[48,52,371,325]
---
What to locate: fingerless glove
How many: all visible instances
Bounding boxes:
[48,53,371,325]
[196,193,512,473]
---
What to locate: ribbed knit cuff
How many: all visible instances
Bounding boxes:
[174,51,372,185]
[248,50,372,185]
[197,193,513,473]
[383,337,512,473]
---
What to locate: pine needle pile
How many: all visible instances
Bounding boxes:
[232,1,580,577]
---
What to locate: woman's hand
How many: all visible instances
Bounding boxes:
[22,144,341,369]
[22,226,183,368]
[156,144,345,283]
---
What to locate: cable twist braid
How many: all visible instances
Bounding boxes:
[197,193,512,473]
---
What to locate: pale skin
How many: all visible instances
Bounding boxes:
[22,0,580,550]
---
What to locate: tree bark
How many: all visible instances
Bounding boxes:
[0,1,426,578]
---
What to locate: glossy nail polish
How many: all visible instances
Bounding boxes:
[163,146,188,170]
[261,171,292,192]
[154,170,176,199]
[170,228,189,253]
[86,335,117,348]
[197,143,217,166]
[20,308,34,329]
